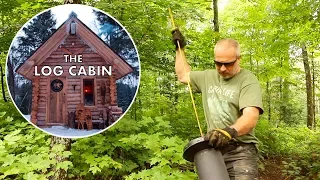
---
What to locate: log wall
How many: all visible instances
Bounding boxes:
[35,34,120,127]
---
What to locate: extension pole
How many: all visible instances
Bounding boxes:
[168,8,203,137]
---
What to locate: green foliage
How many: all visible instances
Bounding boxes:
[256,119,320,178]
[0,104,74,180]
[70,115,196,179]
[0,106,49,179]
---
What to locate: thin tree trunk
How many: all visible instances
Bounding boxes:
[282,79,289,122]
[138,98,141,119]
[302,44,314,129]
[1,65,7,102]
[212,0,219,32]
[279,77,283,123]
[266,81,271,121]
[311,52,316,129]
[7,60,14,100]
[279,58,285,123]
[0,15,8,102]
[133,100,136,120]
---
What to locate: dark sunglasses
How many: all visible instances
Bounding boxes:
[214,59,237,67]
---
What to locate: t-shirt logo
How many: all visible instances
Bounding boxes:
[207,85,234,128]
[208,85,235,99]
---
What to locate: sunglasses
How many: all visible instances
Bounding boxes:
[214,59,238,67]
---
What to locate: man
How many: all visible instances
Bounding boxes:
[172,29,263,180]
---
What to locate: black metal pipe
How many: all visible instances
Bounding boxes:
[183,137,230,180]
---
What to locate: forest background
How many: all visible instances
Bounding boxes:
[0,0,319,179]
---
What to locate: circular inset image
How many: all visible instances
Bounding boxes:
[6,4,140,138]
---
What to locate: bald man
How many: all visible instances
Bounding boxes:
[172,29,263,180]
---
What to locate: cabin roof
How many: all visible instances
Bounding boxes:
[16,15,134,80]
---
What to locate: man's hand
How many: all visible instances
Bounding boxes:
[205,127,238,148]
[171,28,186,49]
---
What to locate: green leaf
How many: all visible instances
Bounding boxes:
[56,161,73,171]
[2,154,16,166]
[62,151,72,158]
[4,167,20,176]
[150,157,161,166]
[5,116,13,122]
[89,166,101,174]
[23,172,40,180]
[162,137,177,147]
[0,112,6,117]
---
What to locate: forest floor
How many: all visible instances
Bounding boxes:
[259,156,288,180]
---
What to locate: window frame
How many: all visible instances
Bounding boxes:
[81,77,97,107]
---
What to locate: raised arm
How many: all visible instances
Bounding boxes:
[172,28,190,84]
[175,49,191,84]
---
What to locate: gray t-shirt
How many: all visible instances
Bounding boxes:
[190,69,263,143]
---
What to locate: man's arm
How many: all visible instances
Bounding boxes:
[172,28,190,84]
[230,106,260,136]
[205,106,260,147]
[175,49,191,84]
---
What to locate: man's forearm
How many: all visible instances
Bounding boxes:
[175,49,191,83]
[230,107,260,136]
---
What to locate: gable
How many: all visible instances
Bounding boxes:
[16,16,133,80]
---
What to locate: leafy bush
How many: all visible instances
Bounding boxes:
[70,115,197,179]
[0,106,49,179]
[256,119,320,179]
[0,101,76,180]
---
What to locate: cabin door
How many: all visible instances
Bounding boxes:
[48,77,66,125]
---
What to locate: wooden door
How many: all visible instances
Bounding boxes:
[48,77,66,125]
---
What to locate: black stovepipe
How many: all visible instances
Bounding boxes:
[183,137,230,180]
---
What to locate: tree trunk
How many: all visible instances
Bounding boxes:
[266,81,271,121]
[281,79,290,122]
[0,64,7,101]
[212,0,219,32]
[302,44,314,129]
[311,52,316,129]
[279,76,282,123]
[49,136,72,180]
[7,60,15,100]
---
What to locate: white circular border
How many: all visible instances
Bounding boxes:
[5,4,141,139]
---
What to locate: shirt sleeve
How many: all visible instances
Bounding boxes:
[189,71,205,93]
[239,76,264,114]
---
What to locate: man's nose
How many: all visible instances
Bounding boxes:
[220,65,226,71]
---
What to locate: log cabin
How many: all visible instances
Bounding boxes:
[16,13,134,129]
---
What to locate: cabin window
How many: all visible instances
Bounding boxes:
[83,79,94,106]
[70,21,76,35]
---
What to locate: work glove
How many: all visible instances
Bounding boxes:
[171,28,186,49]
[204,127,238,149]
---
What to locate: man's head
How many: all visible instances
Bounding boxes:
[214,38,241,79]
